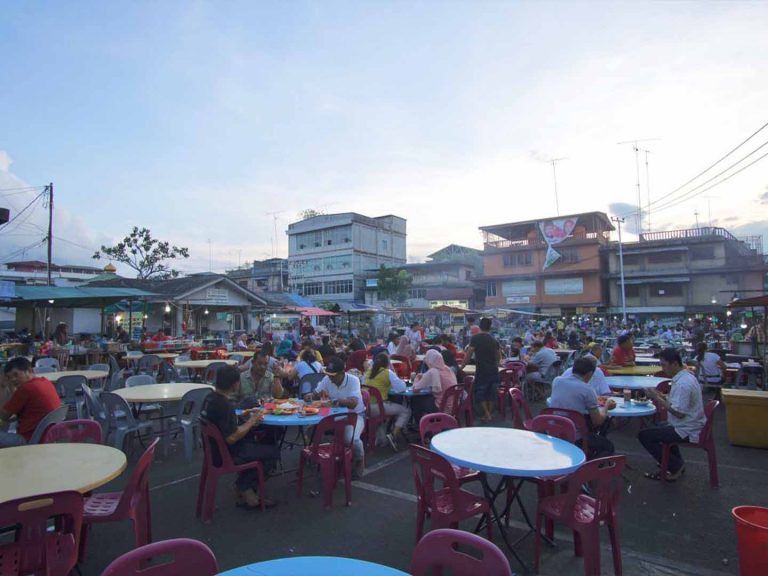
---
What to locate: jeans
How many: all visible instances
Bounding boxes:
[0,430,27,448]
[638,426,687,474]
[232,440,281,492]
[577,433,615,460]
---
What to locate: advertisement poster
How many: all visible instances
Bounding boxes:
[539,217,578,269]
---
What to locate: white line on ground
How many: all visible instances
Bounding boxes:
[621,449,768,475]
[362,450,410,476]
[150,473,200,492]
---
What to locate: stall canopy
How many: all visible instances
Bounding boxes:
[291,307,339,317]
[728,295,768,308]
[7,286,157,308]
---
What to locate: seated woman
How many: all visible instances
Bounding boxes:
[200,365,280,509]
[363,353,411,451]
[295,349,324,395]
[394,335,416,365]
[275,335,298,360]
[412,348,457,422]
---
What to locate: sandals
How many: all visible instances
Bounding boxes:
[644,466,686,482]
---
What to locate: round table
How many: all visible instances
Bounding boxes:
[604,365,661,376]
[0,444,126,503]
[218,556,408,576]
[545,397,656,417]
[460,365,504,376]
[113,383,213,403]
[430,426,585,477]
[45,369,109,382]
[634,357,660,366]
[389,387,432,398]
[227,351,255,358]
[258,406,350,427]
[175,359,238,369]
[607,375,669,390]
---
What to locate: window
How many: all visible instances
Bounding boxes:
[560,248,579,264]
[648,252,682,264]
[502,280,536,297]
[543,277,584,295]
[465,270,472,280]
[486,282,497,297]
[408,288,427,299]
[690,246,715,260]
[382,239,388,251]
[623,254,641,266]
[325,226,351,247]
[302,282,323,296]
[322,255,352,272]
[503,254,514,267]
[650,283,683,297]
[623,284,640,298]
[516,252,532,266]
[325,280,353,294]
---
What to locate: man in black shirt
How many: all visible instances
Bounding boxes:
[461,317,501,421]
[317,335,335,360]
[200,365,280,509]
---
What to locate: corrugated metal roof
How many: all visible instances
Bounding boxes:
[10,285,156,306]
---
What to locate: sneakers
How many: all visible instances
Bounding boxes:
[386,432,399,452]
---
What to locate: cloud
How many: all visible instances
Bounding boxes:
[607,202,643,236]
[0,151,11,173]
[760,187,768,204]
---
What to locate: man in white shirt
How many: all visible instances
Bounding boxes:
[640,348,706,481]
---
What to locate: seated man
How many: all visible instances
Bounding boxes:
[238,352,284,406]
[305,356,366,478]
[525,341,558,383]
[611,334,636,366]
[640,348,706,481]
[0,357,62,447]
[549,357,616,460]
[200,365,280,509]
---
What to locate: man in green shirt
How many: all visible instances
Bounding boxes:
[239,353,283,403]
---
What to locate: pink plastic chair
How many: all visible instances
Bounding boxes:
[418,413,480,486]
[651,380,672,425]
[539,407,590,458]
[0,490,83,576]
[80,438,159,560]
[346,350,369,372]
[409,444,492,542]
[410,528,513,576]
[361,384,388,453]
[508,387,534,430]
[460,376,474,427]
[535,455,626,576]
[438,383,465,422]
[41,419,103,444]
[660,399,719,487]
[100,538,219,576]
[197,420,266,523]
[496,369,517,419]
[297,412,357,510]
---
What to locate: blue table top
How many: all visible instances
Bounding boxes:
[259,407,349,427]
[217,556,409,576]
[389,387,432,397]
[546,397,656,417]
[607,375,669,390]
[430,426,585,478]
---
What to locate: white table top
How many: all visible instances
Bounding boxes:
[227,351,255,357]
[0,443,126,503]
[460,365,504,375]
[175,359,238,369]
[44,369,109,382]
[604,365,662,376]
[113,383,213,403]
[634,357,660,365]
[607,375,670,390]
[430,427,585,478]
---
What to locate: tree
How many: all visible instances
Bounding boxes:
[297,208,324,220]
[377,265,412,305]
[93,227,190,279]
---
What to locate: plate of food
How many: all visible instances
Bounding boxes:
[303,406,320,415]
[269,408,297,416]
[631,398,651,406]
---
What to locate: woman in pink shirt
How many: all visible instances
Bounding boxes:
[412,349,457,419]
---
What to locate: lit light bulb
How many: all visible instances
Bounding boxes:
[164,304,171,313]
[204,309,209,315]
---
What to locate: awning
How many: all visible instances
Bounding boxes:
[729,295,768,308]
[291,307,339,317]
[9,286,157,308]
[622,277,690,285]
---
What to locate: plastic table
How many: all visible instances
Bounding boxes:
[634,357,661,366]
[604,365,661,376]
[607,375,669,390]
[0,444,126,503]
[460,365,504,375]
[546,397,657,417]
[44,369,109,382]
[257,406,350,427]
[175,359,238,369]
[113,383,213,403]
[217,556,408,576]
[388,387,432,398]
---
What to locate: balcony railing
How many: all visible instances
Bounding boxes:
[483,231,610,249]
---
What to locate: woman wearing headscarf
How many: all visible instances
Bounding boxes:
[412,348,457,422]
[393,335,416,365]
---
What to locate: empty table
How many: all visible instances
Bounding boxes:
[218,557,408,576]
[44,369,109,382]
[175,359,238,369]
[113,383,213,403]
[0,443,126,503]
[607,375,669,390]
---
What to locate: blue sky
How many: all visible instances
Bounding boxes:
[2,1,767,273]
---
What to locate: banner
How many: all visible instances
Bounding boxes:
[539,217,578,269]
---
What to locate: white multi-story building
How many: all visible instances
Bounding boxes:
[287,213,406,303]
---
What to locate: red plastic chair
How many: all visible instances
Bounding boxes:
[389,354,412,379]
[418,413,481,486]
[297,412,357,510]
[460,376,474,427]
[41,419,103,444]
[100,538,219,576]
[410,528,513,576]
[438,383,465,423]
[539,407,590,458]
[409,444,492,542]
[80,438,159,561]
[496,369,518,419]
[534,455,626,576]
[0,490,83,576]
[651,380,672,425]
[660,399,720,487]
[197,420,266,522]
[345,350,369,372]
[361,384,388,453]
[508,388,533,430]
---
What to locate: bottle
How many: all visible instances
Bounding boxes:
[623,388,631,403]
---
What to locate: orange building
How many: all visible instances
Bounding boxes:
[480,212,614,316]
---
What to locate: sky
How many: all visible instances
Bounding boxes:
[2,0,768,276]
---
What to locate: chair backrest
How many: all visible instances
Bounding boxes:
[33,366,56,374]
[138,354,161,373]
[41,419,103,444]
[544,359,563,381]
[28,405,69,445]
[100,391,140,430]
[158,360,181,383]
[126,374,155,387]
[529,414,577,443]
[56,374,88,405]
[51,349,70,369]
[361,384,386,409]
[309,412,358,457]
[113,438,159,516]
[81,382,107,422]
[508,388,533,429]
[36,357,59,370]
[438,383,465,419]
[88,363,110,372]
[228,353,244,364]
[419,412,459,446]
[657,380,671,394]
[555,455,626,523]
[203,362,228,384]
[539,407,590,457]
[101,538,219,576]
[346,350,369,372]
[300,373,326,395]
[409,444,462,510]
[108,354,122,374]
[175,388,212,423]
[410,528,512,576]
[698,400,719,446]
[0,490,84,576]
[200,418,238,469]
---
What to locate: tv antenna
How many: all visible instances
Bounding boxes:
[545,157,568,216]
[265,211,285,258]
[618,138,660,234]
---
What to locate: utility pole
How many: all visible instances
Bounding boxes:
[641,149,652,232]
[704,195,714,228]
[207,239,212,272]
[265,211,285,258]
[46,182,53,286]
[611,216,627,325]
[694,209,700,229]
[618,138,659,234]
[549,157,567,216]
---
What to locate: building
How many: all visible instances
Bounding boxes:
[227,258,288,293]
[0,260,104,286]
[287,212,406,303]
[364,244,485,309]
[480,212,614,316]
[604,227,766,320]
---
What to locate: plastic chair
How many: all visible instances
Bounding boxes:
[508,388,534,430]
[497,369,520,419]
[534,455,626,576]
[99,392,154,450]
[36,357,59,370]
[158,360,185,383]
[297,412,358,510]
[300,372,326,396]
[418,413,481,486]
[197,419,266,522]
[228,353,245,364]
[137,354,161,378]
[80,438,159,561]
[0,490,84,576]
[460,376,475,427]
[81,383,111,439]
[100,538,219,576]
[438,383,466,423]
[361,384,388,453]
[56,374,88,419]
[168,387,211,462]
[51,349,70,371]
[660,399,720,487]
[34,365,56,374]
[108,354,128,391]
[410,528,513,576]
[41,419,103,444]
[345,349,369,372]
[651,380,671,425]
[125,374,156,387]
[539,407,590,458]
[203,361,228,385]
[409,444,492,542]
[88,363,111,390]
[27,405,69,445]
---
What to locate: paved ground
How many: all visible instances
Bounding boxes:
[79,401,768,575]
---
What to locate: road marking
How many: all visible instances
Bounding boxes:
[150,473,200,492]
[621,449,768,475]
[362,451,410,476]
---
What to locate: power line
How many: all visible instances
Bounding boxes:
[0,185,47,194]
[0,189,47,232]
[0,238,47,263]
